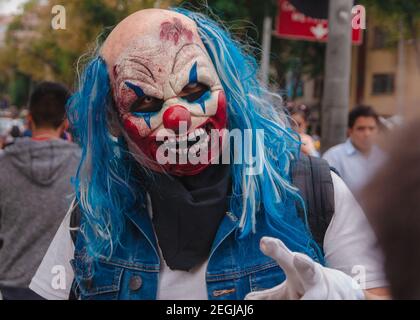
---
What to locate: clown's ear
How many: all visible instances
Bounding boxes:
[107,102,123,137]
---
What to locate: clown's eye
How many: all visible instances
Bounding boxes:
[180,83,209,103]
[130,96,164,113]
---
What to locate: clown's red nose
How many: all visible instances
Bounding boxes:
[163,105,192,133]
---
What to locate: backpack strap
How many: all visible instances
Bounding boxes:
[67,199,81,300]
[292,155,335,249]
[69,201,81,245]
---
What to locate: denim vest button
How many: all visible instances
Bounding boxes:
[129,276,142,291]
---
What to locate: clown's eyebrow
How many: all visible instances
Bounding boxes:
[125,57,155,82]
[189,62,198,83]
[125,81,145,97]
[171,43,206,74]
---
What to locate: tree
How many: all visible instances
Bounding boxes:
[0,0,181,105]
[361,0,420,72]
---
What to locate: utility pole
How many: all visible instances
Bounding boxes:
[260,2,273,87]
[321,0,353,153]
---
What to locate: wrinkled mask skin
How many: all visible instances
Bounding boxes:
[101,9,228,176]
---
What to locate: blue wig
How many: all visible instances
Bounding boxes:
[174,8,322,260]
[68,8,323,262]
[67,56,143,258]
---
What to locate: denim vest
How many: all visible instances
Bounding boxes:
[70,200,320,300]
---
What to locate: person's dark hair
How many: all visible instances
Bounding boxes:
[9,125,21,138]
[348,105,379,128]
[29,82,71,129]
[361,119,420,299]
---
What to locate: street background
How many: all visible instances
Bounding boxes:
[0,0,419,150]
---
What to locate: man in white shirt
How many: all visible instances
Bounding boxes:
[323,105,384,195]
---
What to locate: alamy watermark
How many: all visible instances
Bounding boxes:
[352,5,366,30]
[154,122,265,175]
[51,265,67,290]
[51,5,66,30]
[51,4,367,32]
[352,265,367,290]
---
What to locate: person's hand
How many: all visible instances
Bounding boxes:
[245,237,365,300]
[300,134,318,156]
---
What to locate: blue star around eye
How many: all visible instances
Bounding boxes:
[125,82,154,128]
[132,111,157,128]
[188,61,209,112]
[189,62,198,84]
[125,81,145,97]
[196,90,211,113]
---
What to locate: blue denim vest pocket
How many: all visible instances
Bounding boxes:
[70,251,123,300]
[71,248,160,300]
[102,260,159,300]
[248,262,286,292]
[207,262,286,300]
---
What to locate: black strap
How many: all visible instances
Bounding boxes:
[69,204,81,244]
[68,281,78,300]
[68,203,81,300]
[291,155,335,249]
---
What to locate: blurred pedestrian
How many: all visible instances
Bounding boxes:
[323,105,384,195]
[0,82,80,300]
[0,138,4,154]
[3,124,22,148]
[361,118,420,299]
[288,104,319,157]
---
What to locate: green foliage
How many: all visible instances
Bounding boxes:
[9,73,31,107]
[0,0,181,105]
[7,0,416,106]
[361,0,420,40]
[361,0,420,72]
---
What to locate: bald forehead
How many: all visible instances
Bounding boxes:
[101,9,201,67]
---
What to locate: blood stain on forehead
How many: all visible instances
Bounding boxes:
[160,17,193,45]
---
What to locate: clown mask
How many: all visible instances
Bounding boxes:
[101,9,227,176]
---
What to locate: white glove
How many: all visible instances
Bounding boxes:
[245,237,365,300]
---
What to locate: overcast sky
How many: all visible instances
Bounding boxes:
[0,0,27,15]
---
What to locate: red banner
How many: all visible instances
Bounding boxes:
[275,0,363,45]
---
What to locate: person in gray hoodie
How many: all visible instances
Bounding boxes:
[0,82,80,299]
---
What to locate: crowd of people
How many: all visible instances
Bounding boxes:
[0,7,417,301]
